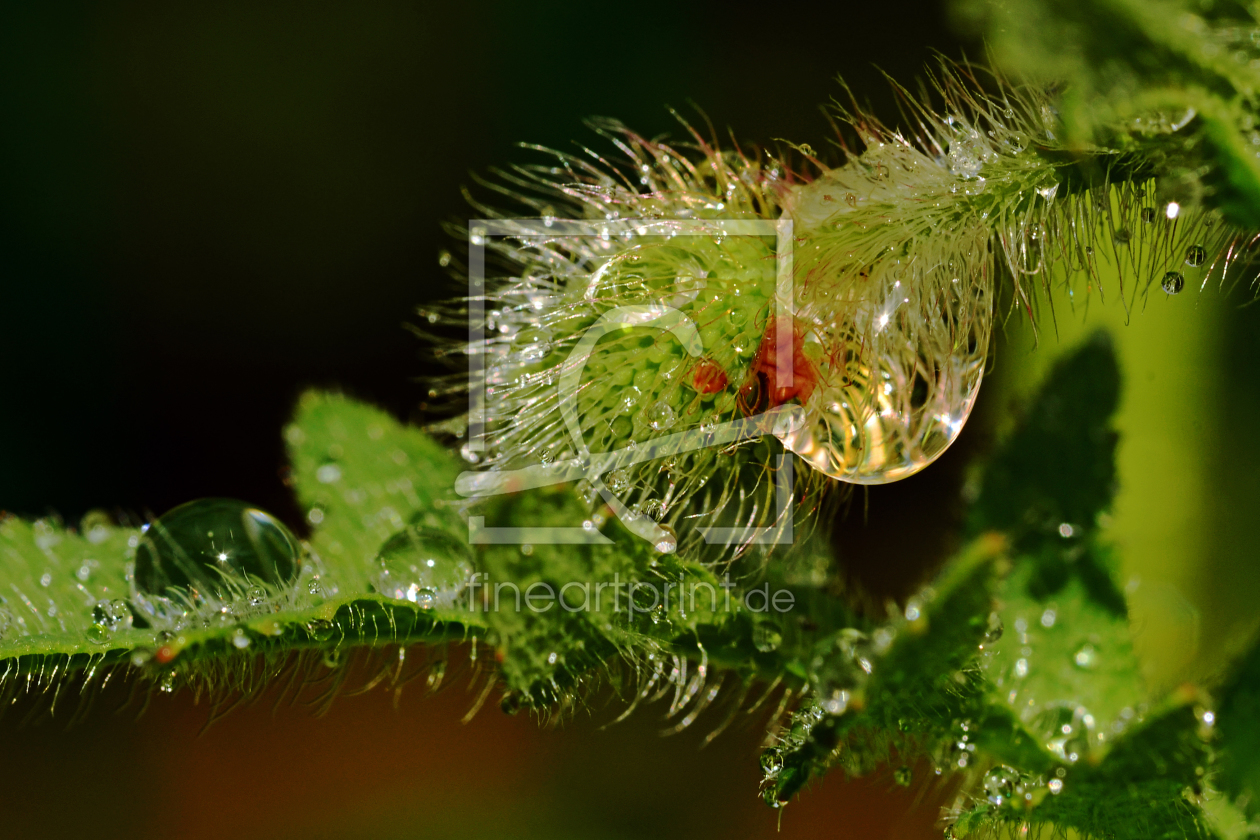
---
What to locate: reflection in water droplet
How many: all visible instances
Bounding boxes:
[132,499,302,616]
[306,619,335,641]
[374,524,475,610]
[1140,207,1157,223]
[1162,271,1185,294]
[1185,245,1207,267]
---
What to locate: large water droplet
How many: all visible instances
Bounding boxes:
[374,524,475,610]
[1185,245,1207,267]
[134,499,301,605]
[778,337,986,484]
[1162,271,1185,294]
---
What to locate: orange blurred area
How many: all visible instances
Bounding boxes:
[0,648,951,840]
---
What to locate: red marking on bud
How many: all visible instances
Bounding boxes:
[691,359,729,394]
[738,317,818,414]
[155,646,176,665]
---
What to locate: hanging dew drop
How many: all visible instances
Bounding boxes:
[653,524,678,554]
[132,498,302,613]
[1185,245,1207,267]
[1162,271,1185,294]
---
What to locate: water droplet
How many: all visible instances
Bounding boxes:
[1185,245,1207,267]
[606,468,630,493]
[821,688,850,715]
[643,401,676,432]
[1162,271,1185,294]
[1040,608,1056,628]
[1073,643,1097,669]
[1141,207,1157,223]
[316,463,342,484]
[983,611,1003,644]
[753,622,783,653]
[777,313,987,485]
[133,499,301,606]
[323,649,342,668]
[374,524,475,610]
[1047,778,1063,795]
[232,628,251,649]
[307,579,323,597]
[1037,182,1059,201]
[983,765,1020,806]
[91,599,131,633]
[39,572,51,587]
[247,585,266,606]
[760,749,784,778]
[438,250,452,268]
[160,670,177,693]
[894,766,912,786]
[85,624,110,645]
[306,618,335,641]
[1113,228,1132,246]
[514,327,554,363]
[653,524,678,554]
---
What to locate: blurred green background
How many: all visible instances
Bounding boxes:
[0,2,1257,838]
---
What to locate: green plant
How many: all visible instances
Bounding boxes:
[5,2,1260,838]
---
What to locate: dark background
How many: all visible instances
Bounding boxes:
[0,2,1088,839]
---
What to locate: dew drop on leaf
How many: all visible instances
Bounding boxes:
[306,618,335,641]
[133,498,302,605]
[374,524,475,610]
[982,765,1020,806]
